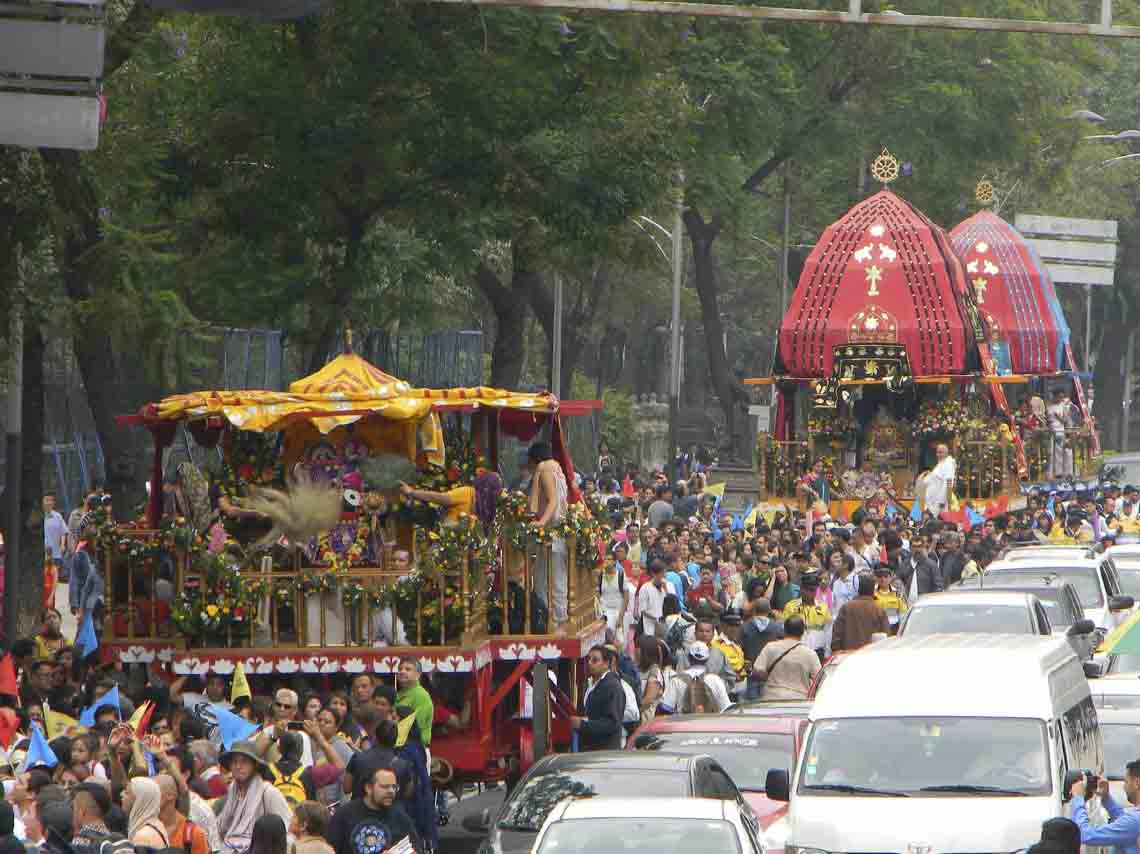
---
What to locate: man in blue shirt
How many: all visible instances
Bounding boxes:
[1070,766,1140,854]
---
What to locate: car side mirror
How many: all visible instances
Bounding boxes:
[1069,619,1096,636]
[765,768,790,802]
[1083,661,1104,679]
[461,808,492,834]
[1110,595,1135,612]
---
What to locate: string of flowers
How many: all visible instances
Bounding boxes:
[806,410,858,441]
[315,521,370,575]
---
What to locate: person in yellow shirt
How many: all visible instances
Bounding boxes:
[872,566,907,634]
[782,572,831,656]
[399,481,474,525]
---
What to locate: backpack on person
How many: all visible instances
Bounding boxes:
[675,672,714,715]
[270,763,308,806]
[712,636,748,681]
[663,617,690,658]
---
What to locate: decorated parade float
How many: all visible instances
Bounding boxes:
[97,338,606,785]
[746,154,1099,515]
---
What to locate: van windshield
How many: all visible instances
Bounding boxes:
[798,717,1051,796]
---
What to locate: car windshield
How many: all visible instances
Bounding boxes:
[1102,461,1140,486]
[537,817,741,854]
[798,717,1051,796]
[1101,724,1140,780]
[986,568,1103,608]
[499,769,688,831]
[902,604,1031,635]
[1115,567,1140,599]
[635,731,794,790]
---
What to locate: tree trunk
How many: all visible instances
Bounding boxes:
[684,207,745,456]
[1093,290,1131,449]
[18,320,44,637]
[474,263,527,389]
[39,151,151,509]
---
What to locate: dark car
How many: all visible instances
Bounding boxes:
[465,751,754,854]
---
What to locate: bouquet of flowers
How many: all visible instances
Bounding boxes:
[171,551,258,643]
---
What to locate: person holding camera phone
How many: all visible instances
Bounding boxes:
[1069,765,1140,854]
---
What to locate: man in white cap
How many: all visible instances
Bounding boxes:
[659,641,730,714]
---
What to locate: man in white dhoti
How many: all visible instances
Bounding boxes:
[1047,389,1075,479]
[925,443,956,517]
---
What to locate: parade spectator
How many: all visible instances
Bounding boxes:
[217,741,293,854]
[751,617,820,700]
[571,645,625,751]
[832,574,889,651]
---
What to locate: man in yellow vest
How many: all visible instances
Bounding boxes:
[872,566,907,634]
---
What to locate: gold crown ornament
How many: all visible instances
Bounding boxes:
[975,179,996,207]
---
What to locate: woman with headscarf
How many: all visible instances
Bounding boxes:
[123,777,169,849]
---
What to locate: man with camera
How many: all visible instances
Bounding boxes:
[1069,766,1140,854]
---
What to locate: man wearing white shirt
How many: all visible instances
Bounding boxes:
[925,443,957,516]
[636,562,670,637]
[659,642,730,713]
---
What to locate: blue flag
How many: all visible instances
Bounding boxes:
[21,724,58,771]
[910,494,923,523]
[1046,496,1056,518]
[75,611,98,660]
[79,686,120,728]
[209,703,259,750]
[885,503,897,519]
[966,505,986,530]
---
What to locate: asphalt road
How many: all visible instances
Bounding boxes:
[439,787,506,854]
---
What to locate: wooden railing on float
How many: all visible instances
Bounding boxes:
[1023,432,1096,483]
[757,435,810,499]
[100,531,600,649]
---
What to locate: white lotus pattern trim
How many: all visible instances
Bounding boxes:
[537,644,561,660]
[211,659,236,675]
[500,643,536,661]
[276,657,299,674]
[343,657,367,674]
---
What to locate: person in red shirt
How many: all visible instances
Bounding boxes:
[685,565,726,615]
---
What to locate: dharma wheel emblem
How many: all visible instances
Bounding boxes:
[870,148,900,185]
[976,179,996,206]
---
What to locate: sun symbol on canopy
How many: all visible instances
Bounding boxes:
[870,148,900,186]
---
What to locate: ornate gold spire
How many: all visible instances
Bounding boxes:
[870,148,900,186]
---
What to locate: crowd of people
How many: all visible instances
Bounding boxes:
[0,616,446,854]
[574,462,1140,738]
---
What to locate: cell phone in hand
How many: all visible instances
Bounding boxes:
[286,721,305,731]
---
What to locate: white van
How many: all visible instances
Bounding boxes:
[767,634,1102,854]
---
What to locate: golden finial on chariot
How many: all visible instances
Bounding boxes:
[870,148,900,186]
[975,179,996,207]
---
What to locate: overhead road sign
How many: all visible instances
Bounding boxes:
[146,0,319,17]
[0,92,100,150]
[427,0,1140,38]
[1014,215,1118,287]
[0,19,105,78]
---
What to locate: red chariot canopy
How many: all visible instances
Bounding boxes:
[778,190,976,379]
[949,210,1071,375]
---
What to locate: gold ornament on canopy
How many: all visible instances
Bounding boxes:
[870,148,900,186]
[975,179,996,207]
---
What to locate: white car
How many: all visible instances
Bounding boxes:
[979,556,1133,636]
[898,590,1097,660]
[531,797,766,854]
[1003,545,1098,563]
[1087,674,1140,710]
[1105,544,1140,562]
[1097,706,1140,804]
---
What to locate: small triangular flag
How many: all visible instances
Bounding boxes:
[704,482,726,500]
[209,703,259,750]
[75,611,98,660]
[79,686,120,728]
[0,656,17,699]
[621,476,636,498]
[231,662,251,703]
[910,494,923,523]
[44,707,81,740]
[128,701,155,737]
[395,712,417,748]
[20,724,58,771]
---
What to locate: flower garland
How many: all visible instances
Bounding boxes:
[170,551,259,641]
